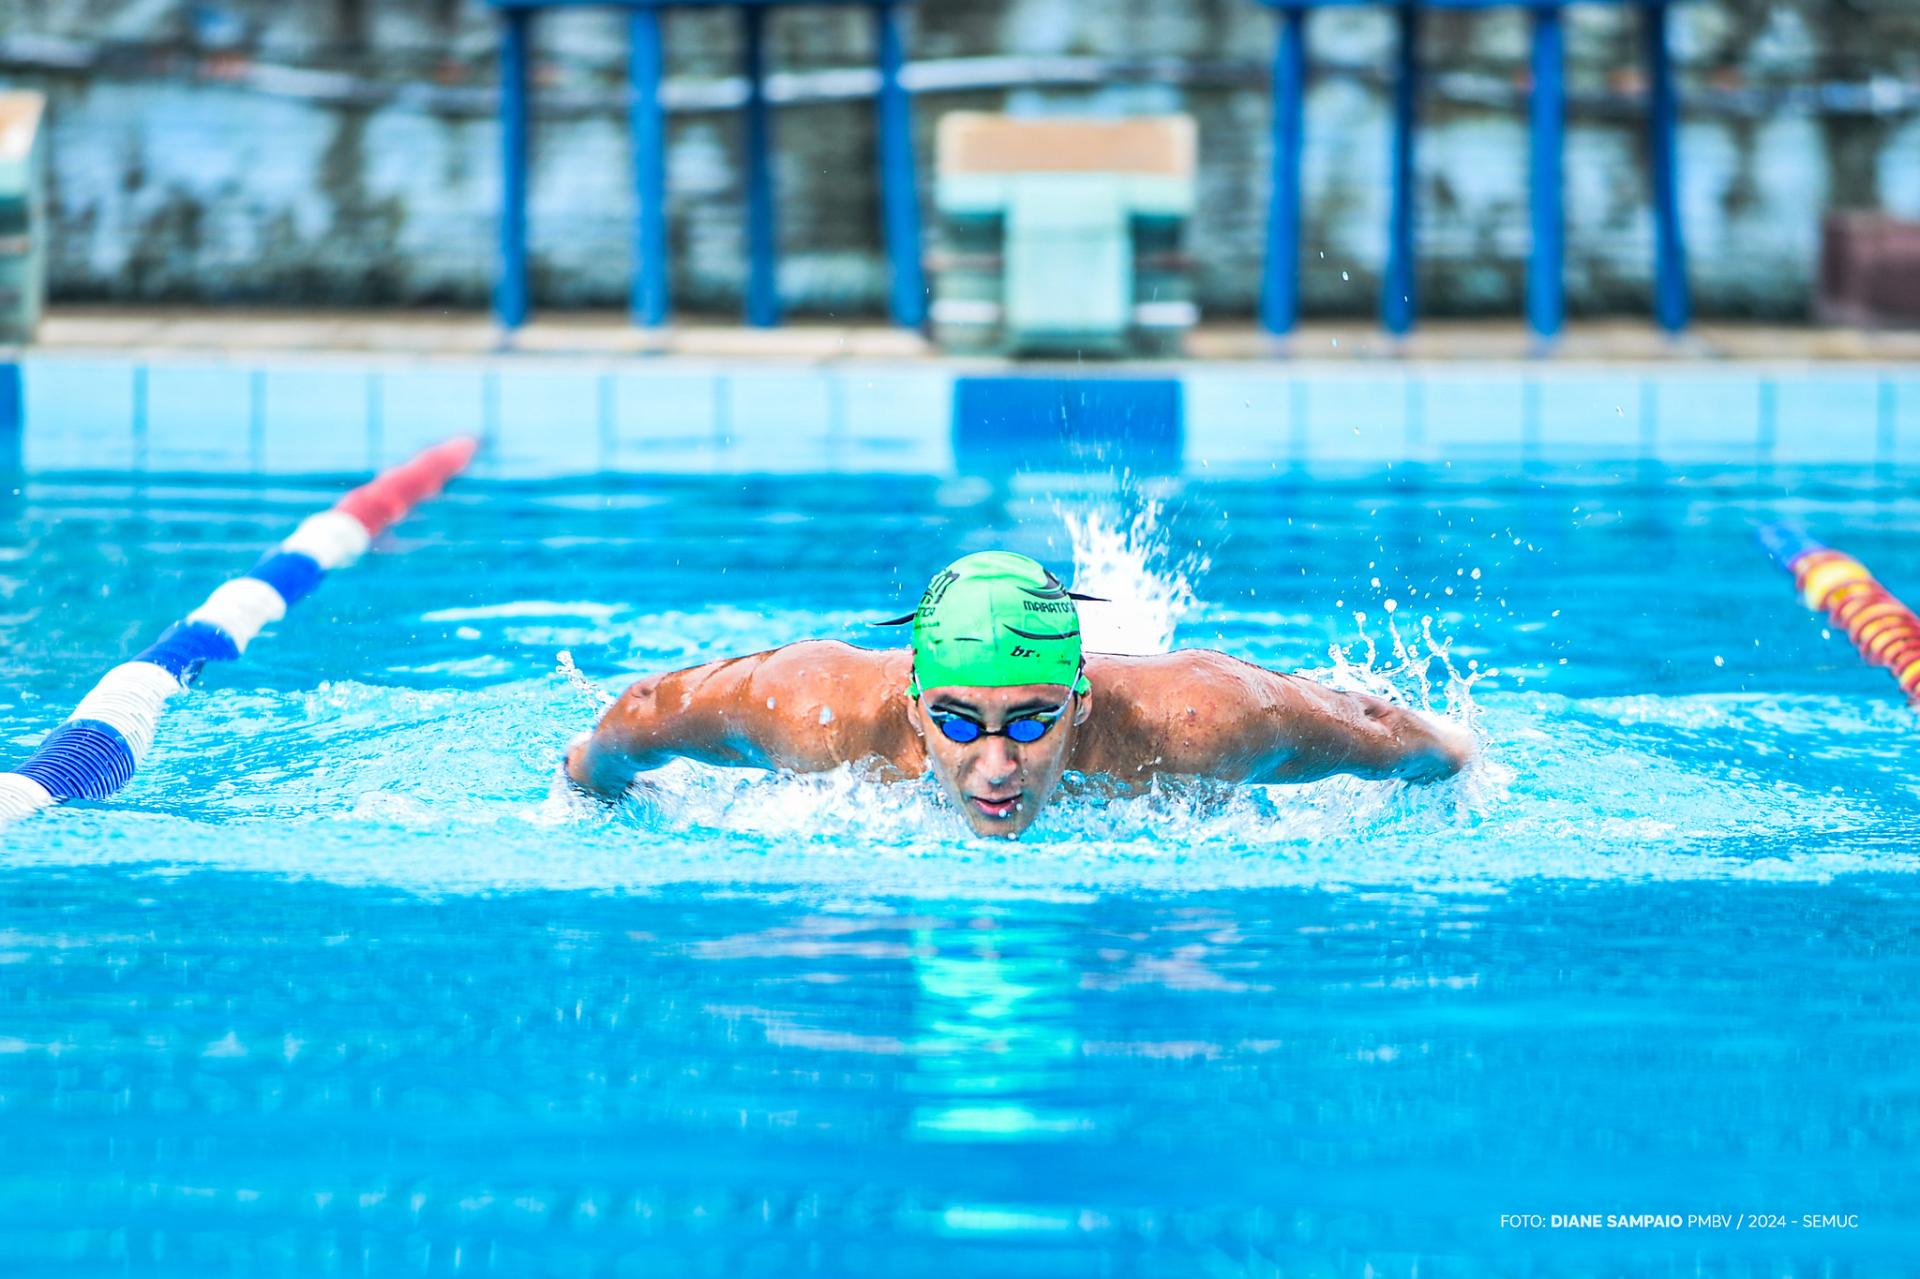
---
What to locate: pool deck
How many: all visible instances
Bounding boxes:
[27,307,1920,366]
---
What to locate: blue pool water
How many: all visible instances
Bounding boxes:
[4,464,1920,1275]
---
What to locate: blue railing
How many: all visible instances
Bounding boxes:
[485,0,926,332]
[486,0,1690,343]
[1256,0,1691,343]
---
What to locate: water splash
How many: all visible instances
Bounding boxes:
[1303,606,1507,822]
[1060,499,1204,655]
[555,649,617,710]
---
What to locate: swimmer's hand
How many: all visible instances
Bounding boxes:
[564,733,628,802]
[1403,710,1475,782]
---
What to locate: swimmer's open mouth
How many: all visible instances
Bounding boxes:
[970,793,1022,820]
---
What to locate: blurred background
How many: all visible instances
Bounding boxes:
[0,0,1915,326]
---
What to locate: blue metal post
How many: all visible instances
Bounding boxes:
[741,5,780,327]
[1382,2,1419,336]
[496,6,532,330]
[1645,0,1690,332]
[629,9,669,327]
[874,1,925,327]
[1261,5,1307,335]
[1528,5,1565,343]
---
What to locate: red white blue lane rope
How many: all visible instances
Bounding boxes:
[1758,522,1920,705]
[0,436,477,821]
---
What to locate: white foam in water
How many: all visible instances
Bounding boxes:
[1060,500,1201,655]
[555,649,617,709]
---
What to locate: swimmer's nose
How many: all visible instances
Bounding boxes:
[978,734,1018,782]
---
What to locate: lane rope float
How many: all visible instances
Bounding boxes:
[1757,523,1920,704]
[0,436,478,822]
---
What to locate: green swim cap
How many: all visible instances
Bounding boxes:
[905,551,1092,697]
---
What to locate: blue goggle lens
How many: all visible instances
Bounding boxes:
[932,714,1056,745]
[936,717,982,743]
[1006,718,1052,744]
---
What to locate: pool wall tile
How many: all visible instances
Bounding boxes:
[21,359,137,472]
[716,372,835,473]
[1886,377,1920,464]
[376,367,487,466]
[608,371,723,472]
[1300,371,1409,463]
[0,363,20,467]
[1183,373,1292,467]
[1533,374,1647,459]
[1644,375,1764,464]
[837,369,955,473]
[260,366,375,474]
[494,369,606,476]
[1419,372,1527,460]
[18,355,1920,478]
[1771,374,1882,465]
[145,365,255,473]
[952,376,1181,474]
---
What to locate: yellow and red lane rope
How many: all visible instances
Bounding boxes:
[1759,523,1920,703]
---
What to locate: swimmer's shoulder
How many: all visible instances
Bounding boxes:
[751,639,909,692]
[1084,648,1272,709]
[742,640,918,768]
[1077,649,1291,777]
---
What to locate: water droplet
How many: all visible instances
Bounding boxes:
[1341,270,1350,281]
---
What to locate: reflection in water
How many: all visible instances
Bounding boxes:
[907,919,1086,1143]
[2,874,1919,1272]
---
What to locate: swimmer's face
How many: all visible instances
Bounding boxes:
[909,681,1093,838]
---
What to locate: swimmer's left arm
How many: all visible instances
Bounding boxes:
[1244,673,1473,784]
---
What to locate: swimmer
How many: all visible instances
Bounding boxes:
[566,551,1473,838]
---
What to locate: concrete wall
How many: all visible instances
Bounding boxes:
[1,0,1917,319]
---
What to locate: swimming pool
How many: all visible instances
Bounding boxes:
[5,404,1920,1271]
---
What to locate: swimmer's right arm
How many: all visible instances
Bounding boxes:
[563,642,867,799]
[565,656,775,800]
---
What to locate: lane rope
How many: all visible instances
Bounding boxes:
[0,436,477,822]
[1757,523,1920,704]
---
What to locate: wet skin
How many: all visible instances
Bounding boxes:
[566,642,1473,839]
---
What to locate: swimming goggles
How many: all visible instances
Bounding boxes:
[927,692,1073,745]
